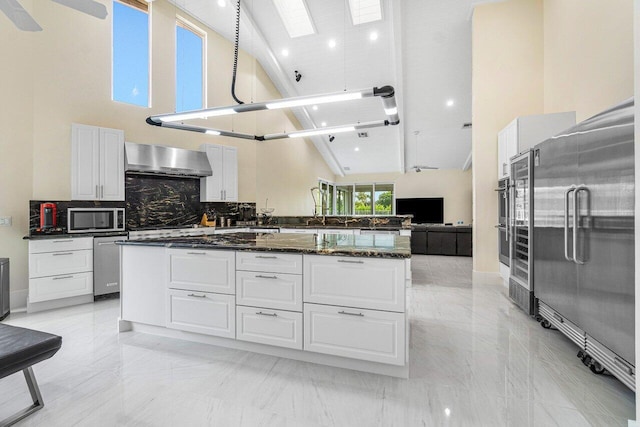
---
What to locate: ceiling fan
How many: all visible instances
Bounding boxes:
[409,131,438,172]
[0,0,107,32]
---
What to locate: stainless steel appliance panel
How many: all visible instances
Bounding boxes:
[510,152,532,290]
[533,128,579,324]
[575,99,635,364]
[93,236,123,296]
[497,178,510,266]
[0,258,8,320]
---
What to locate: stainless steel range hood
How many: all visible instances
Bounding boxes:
[124,142,212,177]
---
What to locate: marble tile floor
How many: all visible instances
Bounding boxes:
[0,255,634,426]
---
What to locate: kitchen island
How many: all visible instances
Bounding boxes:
[117,232,411,378]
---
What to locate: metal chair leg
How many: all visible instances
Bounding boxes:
[1,367,45,427]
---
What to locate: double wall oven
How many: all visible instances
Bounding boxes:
[496,178,510,266]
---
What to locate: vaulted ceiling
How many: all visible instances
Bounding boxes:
[170,0,482,176]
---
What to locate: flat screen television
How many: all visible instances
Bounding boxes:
[395,198,444,224]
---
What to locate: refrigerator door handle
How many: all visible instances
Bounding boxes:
[573,185,589,265]
[564,186,577,262]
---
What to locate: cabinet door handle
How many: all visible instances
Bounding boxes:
[255,255,277,259]
[186,252,207,255]
[96,185,99,198]
[338,310,364,317]
[256,311,278,317]
[53,275,74,280]
[220,190,223,200]
[187,293,207,298]
[255,275,277,279]
[101,185,104,198]
[53,252,74,256]
[337,259,364,264]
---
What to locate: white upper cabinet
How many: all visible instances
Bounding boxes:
[497,111,575,179]
[200,143,238,202]
[71,123,124,200]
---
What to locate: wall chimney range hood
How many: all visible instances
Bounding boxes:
[124,142,212,177]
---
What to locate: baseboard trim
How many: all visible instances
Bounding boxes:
[472,270,503,285]
[10,289,28,311]
[27,294,94,313]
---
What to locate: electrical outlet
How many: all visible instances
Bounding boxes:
[0,216,12,227]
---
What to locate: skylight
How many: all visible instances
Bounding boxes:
[273,0,315,38]
[347,0,382,25]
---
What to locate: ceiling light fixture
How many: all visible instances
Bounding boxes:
[321,122,327,127]
[147,86,400,141]
[354,147,360,152]
[446,99,455,107]
[281,48,289,56]
[312,105,318,111]
[217,0,226,7]
[273,0,315,38]
[328,39,337,49]
[347,0,382,25]
[369,31,378,41]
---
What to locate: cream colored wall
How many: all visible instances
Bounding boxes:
[0,0,35,308]
[472,0,544,276]
[1,0,332,301]
[334,170,473,224]
[544,0,634,120]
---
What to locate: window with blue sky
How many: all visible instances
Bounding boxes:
[176,21,205,112]
[112,1,149,107]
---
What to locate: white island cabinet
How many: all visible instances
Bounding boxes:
[119,245,410,378]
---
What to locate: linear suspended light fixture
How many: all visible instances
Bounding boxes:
[146,85,400,141]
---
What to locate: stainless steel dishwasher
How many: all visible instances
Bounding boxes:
[93,235,125,298]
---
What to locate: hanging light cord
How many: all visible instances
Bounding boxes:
[231,0,244,104]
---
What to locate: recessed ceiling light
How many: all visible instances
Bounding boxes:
[321,121,327,127]
[273,0,316,38]
[217,0,226,7]
[328,39,337,49]
[281,49,289,57]
[369,31,378,41]
[446,99,455,107]
[312,105,318,111]
[348,0,382,25]
[354,147,360,152]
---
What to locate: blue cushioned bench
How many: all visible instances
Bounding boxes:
[0,324,62,426]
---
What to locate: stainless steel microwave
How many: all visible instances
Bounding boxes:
[67,208,125,233]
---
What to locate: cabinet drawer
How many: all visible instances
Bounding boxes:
[29,237,93,254]
[236,251,302,275]
[167,249,235,294]
[236,306,302,350]
[303,255,405,312]
[29,249,93,278]
[236,271,302,311]
[304,303,405,366]
[29,272,93,303]
[167,289,235,338]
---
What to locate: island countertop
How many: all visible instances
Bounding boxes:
[118,232,411,259]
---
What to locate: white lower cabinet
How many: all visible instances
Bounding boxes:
[303,303,405,366]
[167,249,235,294]
[236,271,302,312]
[236,252,302,275]
[29,272,93,303]
[167,289,235,338]
[303,255,405,312]
[121,245,166,327]
[236,305,303,350]
[29,250,93,278]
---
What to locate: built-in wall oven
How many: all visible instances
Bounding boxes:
[496,177,510,266]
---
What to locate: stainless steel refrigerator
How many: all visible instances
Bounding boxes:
[533,98,635,390]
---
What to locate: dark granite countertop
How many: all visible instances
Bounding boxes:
[411,225,472,232]
[24,231,129,240]
[117,232,411,259]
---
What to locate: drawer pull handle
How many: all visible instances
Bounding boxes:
[187,293,207,298]
[255,255,278,259]
[97,242,116,246]
[187,252,207,255]
[256,311,278,317]
[337,259,364,264]
[338,310,364,317]
[53,240,73,243]
[552,313,564,323]
[53,252,74,256]
[255,275,277,279]
[53,275,74,280]
[614,357,633,375]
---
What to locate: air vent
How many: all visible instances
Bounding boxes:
[357,132,369,138]
[462,122,472,129]
[343,166,351,171]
